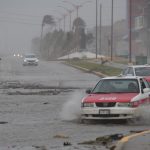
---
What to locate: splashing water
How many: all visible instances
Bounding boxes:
[128,105,150,125]
[60,91,85,121]
[136,105,150,125]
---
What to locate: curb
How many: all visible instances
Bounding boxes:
[115,130,150,150]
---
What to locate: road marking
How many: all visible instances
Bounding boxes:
[115,130,150,150]
[119,130,150,143]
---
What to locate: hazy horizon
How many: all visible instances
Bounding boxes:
[0,0,126,56]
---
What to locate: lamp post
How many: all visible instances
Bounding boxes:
[57,18,62,30]
[58,6,73,31]
[110,0,114,61]
[53,10,66,32]
[96,0,98,59]
[129,0,132,63]
[99,3,102,55]
[63,0,91,51]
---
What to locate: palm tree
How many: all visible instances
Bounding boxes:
[72,17,86,32]
[40,15,55,58]
[72,17,86,50]
[42,15,55,27]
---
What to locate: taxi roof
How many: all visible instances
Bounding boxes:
[128,64,150,68]
[102,76,141,80]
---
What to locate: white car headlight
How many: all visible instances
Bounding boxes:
[35,59,39,62]
[24,59,27,62]
[117,102,131,107]
[82,102,95,107]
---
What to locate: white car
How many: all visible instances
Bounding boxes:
[81,76,150,121]
[23,54,39,66]
[121,65,150,82]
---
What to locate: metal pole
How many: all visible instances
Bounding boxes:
[40,25,44,56]
[129,0,132,63]
[63,15,66,32]
[110,0,113,61]
[96,0,98,59]
[69,12,72,31]
[76,6,79,51]
[99,3,102,55]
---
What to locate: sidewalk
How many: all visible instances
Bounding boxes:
[115,130,150,150]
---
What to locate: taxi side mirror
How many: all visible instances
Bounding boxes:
[86,88,92,94]
[143,88,150,93]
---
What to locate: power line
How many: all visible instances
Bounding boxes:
[0,10,43,18]
[0,19,41,26]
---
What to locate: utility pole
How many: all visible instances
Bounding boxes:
[40,22,44,57]
[96,0,98,59]
[110,0,114,61]
[129,0,132,63]
[58,6,73,31]
[99,3,102,55]
[63,14,66,32]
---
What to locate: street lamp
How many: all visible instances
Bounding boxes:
[55,17,62,30]
[63,0,91,18]
[63,1,82,18]
[96,0,98,59]
[129,0,132,63]
[58,6,74,31]
[53,10,67,32]
[99,3,102,55]
[110,0,114,61]
[63,0,91,51]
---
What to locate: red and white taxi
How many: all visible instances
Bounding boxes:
[81,76,150,120]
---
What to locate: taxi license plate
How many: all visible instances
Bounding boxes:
[99,110,110,114]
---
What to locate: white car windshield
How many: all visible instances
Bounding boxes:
[135,67,150,76]
[25,55,36,58]
[92,79,139,94]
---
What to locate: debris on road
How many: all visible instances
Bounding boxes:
[63,141,72,146]
[78,134,124,149]
[32,145,47,150]
[7,90,60,95]
[0,121,8,124]
[130,130,147,133]
[53,134,69,139]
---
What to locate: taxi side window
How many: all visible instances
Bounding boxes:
[140,79,147,92]
[142,78,150,88]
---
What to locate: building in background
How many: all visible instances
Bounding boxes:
[127,0,150,63]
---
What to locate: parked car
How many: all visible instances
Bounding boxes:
[121,65,150,82]
[23,54,38,66]
[81,76,150,121]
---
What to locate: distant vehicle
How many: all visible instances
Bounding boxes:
[81,76,150,121]
[13,53,23,58]
[121,65,150,82]
[23,54,38,66]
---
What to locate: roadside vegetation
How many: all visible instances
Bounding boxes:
[66,59,122,76]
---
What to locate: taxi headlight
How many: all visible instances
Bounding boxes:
[117,102,131,107]
[82,102,94,107]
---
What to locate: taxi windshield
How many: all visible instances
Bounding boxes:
[92,79,139,93]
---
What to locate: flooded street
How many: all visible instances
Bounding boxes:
[0,56,149,150]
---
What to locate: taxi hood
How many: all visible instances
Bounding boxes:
[83,93,139,103]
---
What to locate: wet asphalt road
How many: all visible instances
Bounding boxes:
[0,56,149,150]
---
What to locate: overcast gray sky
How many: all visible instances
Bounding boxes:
[0,0,126,55]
